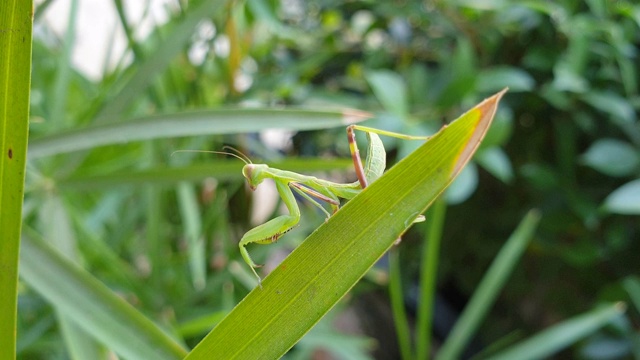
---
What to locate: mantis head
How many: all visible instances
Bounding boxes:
[242,164,269,190]
[173,147,263,189]
[191,146,266,190]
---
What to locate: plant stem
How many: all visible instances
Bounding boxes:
[389,248,414,360]
[416,198,447,360]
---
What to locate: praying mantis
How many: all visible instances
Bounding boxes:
[234,125,433,286]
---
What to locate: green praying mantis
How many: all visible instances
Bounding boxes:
[229,125,434,286]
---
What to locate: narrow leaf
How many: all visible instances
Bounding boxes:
[0,2,33,358]
[487,303,626,360]
[19,231,188,360]
[415,198,447,360]
[177,182,206,290]
[436,210,541,360]
[29,108,370,158]
[57,158,355,190]
[185,89,507,359]
[622,276,640,313]
[40,194,105,359]
[366,70,409,117]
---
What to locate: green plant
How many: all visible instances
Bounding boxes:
[14,0,640,358]
[0,1,33,359]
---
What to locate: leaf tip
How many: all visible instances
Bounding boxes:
[453,88,508,176]
[342,109,374,124]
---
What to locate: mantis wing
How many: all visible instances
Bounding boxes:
[363,132,386,184]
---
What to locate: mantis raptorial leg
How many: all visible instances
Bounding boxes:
[236,125,432,286]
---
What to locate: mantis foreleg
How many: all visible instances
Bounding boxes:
[239,180,301,285]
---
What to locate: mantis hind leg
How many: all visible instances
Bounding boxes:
[347,124,434,188]
[346,125,432,244]
[239,180,301,286]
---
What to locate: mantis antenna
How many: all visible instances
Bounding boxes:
[222,146,253,164]
[171,149,251,165]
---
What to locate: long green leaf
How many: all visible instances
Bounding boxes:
[436,210,541,360]
[57,158,354,190]
[41,194,107,359]
[416,198,447,360]
[0,2,32,359]
[487,303,626,360]
[28,108,370,158]
[19,230,188,360]
[177,182,207,290]
[389,248,413,360]
[185,89,507,359]
[622,276,640,313]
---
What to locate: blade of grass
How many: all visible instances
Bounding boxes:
[20,229,188,360]
[142,141,166,291]
[28,108,370,158]
[34,0,54,20]
[146,182,165,289]
[0,1,32,359]
[185,89,507,359]
[40,194,105,359]
[486,303,626,360]
[622,276,640,312]
[435,210,541,360]
[57,158,355,190]
[49,0,76,129]
[58,319,106,360]
[112,0,163,107]
[16,315,55,354]
[177,311,228,339]
[73,213,147,295]
[416,198,447,360]
[389,249,413,360]
[178,182,207,290]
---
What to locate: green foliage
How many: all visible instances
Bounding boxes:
[20,231,188,359]
[15,0,640,359]
[0,1,33,359]
[186,92,503,359]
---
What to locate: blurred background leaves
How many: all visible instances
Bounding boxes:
[19,0,640,359]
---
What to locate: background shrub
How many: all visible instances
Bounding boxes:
[20,0,639,358]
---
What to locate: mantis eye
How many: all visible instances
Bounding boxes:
[242,164,253,180]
